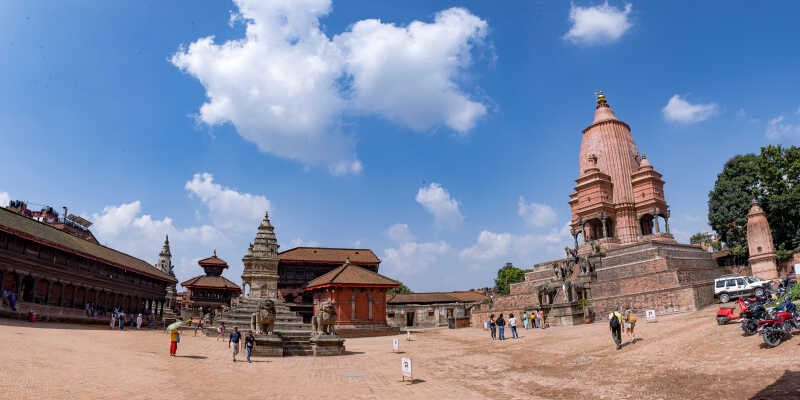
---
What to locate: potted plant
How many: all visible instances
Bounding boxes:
[577,297,592,323]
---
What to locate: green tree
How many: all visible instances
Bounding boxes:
[493,263,530,295]
[708,145,800,262]
[689,232,706,245]
[388,282,412,295]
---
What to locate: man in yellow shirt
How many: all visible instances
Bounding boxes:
[169,328,179,356]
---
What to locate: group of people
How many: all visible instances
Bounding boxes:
[608,307,637,350]
[109,310,144,330]
[169,323,257,363]
[486,309,546,341]
[1,289,17,311]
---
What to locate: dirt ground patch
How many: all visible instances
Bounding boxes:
[1,306,799,399]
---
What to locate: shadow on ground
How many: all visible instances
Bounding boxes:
[750,370,800,399]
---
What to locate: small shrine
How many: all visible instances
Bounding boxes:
[180,251,241,316]
[305,257,400,338]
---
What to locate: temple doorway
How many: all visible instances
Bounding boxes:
[406,312,415,327]
[21,276,34,302]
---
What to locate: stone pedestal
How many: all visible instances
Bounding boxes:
[546,302,586,327]
[310,335,345,356]
[252,334,284,357]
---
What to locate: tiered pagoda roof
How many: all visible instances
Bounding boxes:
[305,258,398,290]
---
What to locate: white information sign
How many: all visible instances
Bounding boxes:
[794,264,800,275]
[393,338,399,352]
[645,309,656,322]
[401,357,412,379]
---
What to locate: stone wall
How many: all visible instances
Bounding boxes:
[387,303,471,329]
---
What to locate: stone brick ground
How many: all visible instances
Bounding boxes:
[1,305,799,399]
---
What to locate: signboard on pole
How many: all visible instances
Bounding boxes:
[393,338,399,353]
[645,309,656,322]
[401,357,412,381]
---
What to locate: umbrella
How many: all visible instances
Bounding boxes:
[166,320,186,331]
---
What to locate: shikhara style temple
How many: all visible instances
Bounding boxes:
[181,251,241,315]
[0,206,177,320]
[471,93,725,327]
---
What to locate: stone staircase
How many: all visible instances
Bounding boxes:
[205,297,313,356]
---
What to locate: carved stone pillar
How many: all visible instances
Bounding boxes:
[601,217,608,238]
[665,217,671,234]
[654,216,661,233]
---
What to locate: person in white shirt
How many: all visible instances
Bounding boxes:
[509,313,519,339]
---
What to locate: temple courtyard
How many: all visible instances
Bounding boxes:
[1,306,798,400]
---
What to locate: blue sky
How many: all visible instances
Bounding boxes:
[1,1,799,292]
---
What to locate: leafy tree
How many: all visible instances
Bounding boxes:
[708,145,800,262]
[388,282,412,295]
[689,232,706,245]
[493,263,530,295]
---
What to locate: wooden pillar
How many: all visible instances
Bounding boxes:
[57,282,64,307]
[0,269,5,291]
[44,280,52,305]
[71,285,77,308]
[15,273,23,294]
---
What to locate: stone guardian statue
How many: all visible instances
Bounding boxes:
[311,301,337,336]
[250,299,276,335]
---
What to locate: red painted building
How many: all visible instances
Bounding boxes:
[305,258,399,337]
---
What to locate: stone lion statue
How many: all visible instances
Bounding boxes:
[250,299,276,335]
[312,301,337,336]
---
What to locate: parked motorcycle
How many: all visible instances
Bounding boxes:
[757,309,796,347]
[740,300,770,336]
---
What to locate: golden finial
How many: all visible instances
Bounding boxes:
[213,249,216,257]
[641,153,646,160]
[595,91,607,105]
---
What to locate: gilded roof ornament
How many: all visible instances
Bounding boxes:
[595,91,607,105]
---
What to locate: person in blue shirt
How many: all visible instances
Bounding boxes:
[777,297,797,315]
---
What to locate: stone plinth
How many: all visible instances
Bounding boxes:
[252,334,283,357]
[310,335,345,356]
[546,302,586,327]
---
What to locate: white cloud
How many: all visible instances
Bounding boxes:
[458,226,568,270]
[172,0,489,174]
[0,192,10,208]
[662,95,718,123]
[564,2,632,46]
[289,237,321,248]
[185,172,269,231]
[765,115,800,142]
[415,183,464,230]
[518,197,558,227]
[382,224,452,281]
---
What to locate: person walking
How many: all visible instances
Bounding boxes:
[118,311,125,330]
[623,308,637,342]
[609,310,623,350]
[1,288,8,308]
[496,314,506,340]
[509,313,519,339]
[216,322,226,341]
[169,328,179,356]
[110,313,116,329]
[538,309,545,329]
[194,319,204,336]
[229,326,242,362]
[488,314,496,340]
[136,313,143,330]
[245,332,255,363]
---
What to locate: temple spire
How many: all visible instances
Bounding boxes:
[592,91,617,123]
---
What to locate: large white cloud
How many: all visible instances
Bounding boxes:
[185,172,270,231]
[564,2,632,46]
[172,0,489,174]
[662,95,718,123]
[415,183,464,230]
[0,192,10,208]
[518,197,558,227]
[458,224,570,271]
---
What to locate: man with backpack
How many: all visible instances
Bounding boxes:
[608,310,623,350]
[496,314,506,340]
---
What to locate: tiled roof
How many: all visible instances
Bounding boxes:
[305,261,398,289]
[386,291,488,304]
[198,252,228,267]
[180,275,241,290]
[279,247,380,264]
[0,207,176,283]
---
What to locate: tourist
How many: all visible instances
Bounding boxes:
[245,332,255,363]
[229,326,242,362]
[496,314,506,340]
[217,322,226,341]
[118,311,125,330]
[194,319,204,336]
[488,314,496,340]
[522,311,529,329]
[110,313,116,329]
[509,313,518,339]
[623,307,637,342]
[2,288,8,308]
[538,309,545,329]
[136,313,142,329]
[169,328,179,356]
[609,310,623,350]
[10,291,16,311]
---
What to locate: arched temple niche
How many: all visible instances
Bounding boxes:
[640,214,654,236]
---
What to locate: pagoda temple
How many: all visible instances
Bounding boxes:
[181,251,241,316]
[570,92,673,253]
